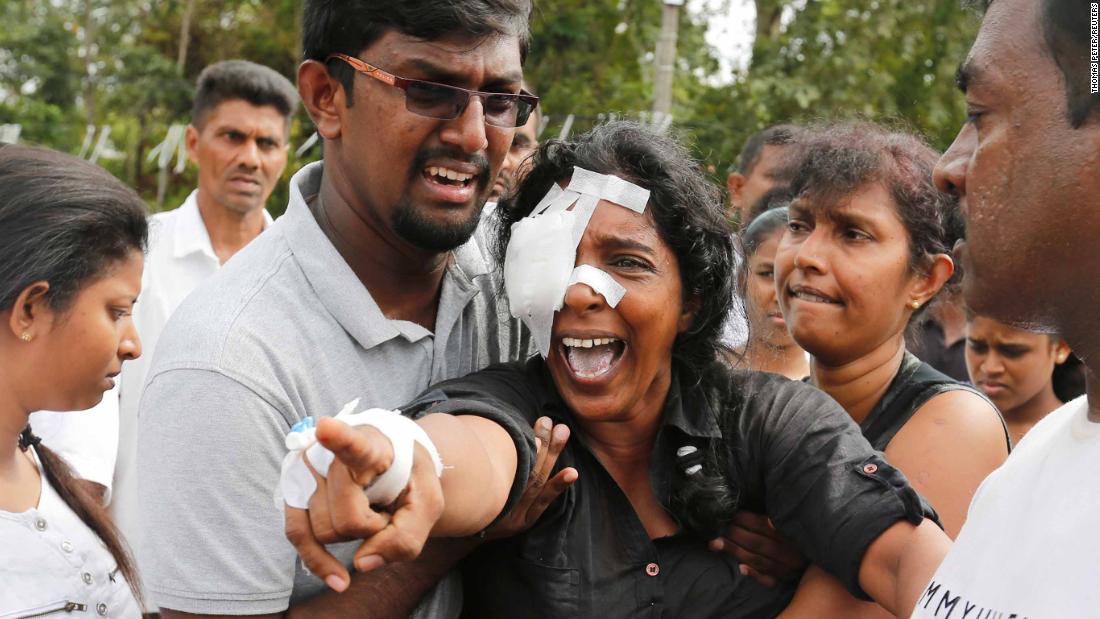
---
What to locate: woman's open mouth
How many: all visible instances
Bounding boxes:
[560,336,626,380]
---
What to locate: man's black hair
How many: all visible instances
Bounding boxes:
[969,0,1100,127]
[732,124,804,175]
[191,60,298,132]
[744,184,795,226]
[302,0,532,106]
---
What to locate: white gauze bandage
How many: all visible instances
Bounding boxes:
[503,166,650,357]
[275,398,444,510]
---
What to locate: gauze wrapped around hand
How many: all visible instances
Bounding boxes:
[275,398,443,510]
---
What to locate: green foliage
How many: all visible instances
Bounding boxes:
[681,0,981,177]
[0,0,981,212]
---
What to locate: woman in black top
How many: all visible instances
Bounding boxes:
[721,123,1011,616]
[287,122,950,618]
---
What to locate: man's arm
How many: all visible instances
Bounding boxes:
[161,540,471,619]
[164,417,575,619]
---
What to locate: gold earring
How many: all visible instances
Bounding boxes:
[908,300,921,310]
[20,332,32,342]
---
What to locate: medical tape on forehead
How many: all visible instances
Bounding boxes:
[503,166,650,357]
[566,166,649,214]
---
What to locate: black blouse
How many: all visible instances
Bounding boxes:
[404,357,935,619]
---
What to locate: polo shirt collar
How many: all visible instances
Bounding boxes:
[661,365,723,440]
[281,162,488,351]
[172,189,274,261]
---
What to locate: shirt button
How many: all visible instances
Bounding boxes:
[61,541,74,553]
[82,572,93,585]
[97,603,108,616]
[645,562,660,576]
[863,463,879,474]
[35,517,48,531]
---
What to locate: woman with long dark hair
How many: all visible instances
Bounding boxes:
[0,145,147,615]
[281,122,953,618]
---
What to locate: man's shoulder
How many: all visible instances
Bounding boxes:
[147,227,305,372]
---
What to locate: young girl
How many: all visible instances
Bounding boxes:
[0,146,147,616]
[737,207,810,379]
[966,313,1072,446]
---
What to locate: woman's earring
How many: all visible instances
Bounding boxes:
[20,332,32,342]
[908,300,921,310]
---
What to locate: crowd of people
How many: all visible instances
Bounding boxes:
[2,0,1098,617]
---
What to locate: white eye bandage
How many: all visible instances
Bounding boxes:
[503,166,650,357]
[276,398,444,510]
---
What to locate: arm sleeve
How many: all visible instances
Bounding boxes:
[402,363,541,526]
[28,384,120,499]
[738,375,937,600]
[137,367,299,615]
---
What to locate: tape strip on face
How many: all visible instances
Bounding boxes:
[567,264,626,307]
[503,166,650,357]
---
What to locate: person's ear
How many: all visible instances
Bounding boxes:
[907,253,954,311]
[7,282,51,342]
[678,295,701,334]
[726,172,746,216]
[298,60,346,140]
[184,124,201,166]
[1052,339,1072,365]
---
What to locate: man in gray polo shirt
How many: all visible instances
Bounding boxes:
[136,1,537,616]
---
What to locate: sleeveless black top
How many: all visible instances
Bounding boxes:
[859,351,1011,452]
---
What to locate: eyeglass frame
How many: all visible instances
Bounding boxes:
[326,53,539,129]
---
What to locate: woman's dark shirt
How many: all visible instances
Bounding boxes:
[861,352,1010,451]
[404,357,935,619]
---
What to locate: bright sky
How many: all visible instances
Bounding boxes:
[689,0,757,83]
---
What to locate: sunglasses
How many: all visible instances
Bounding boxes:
[327,53,539,129]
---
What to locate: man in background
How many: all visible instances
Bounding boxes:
[490,87,540,201]
[113,58,297,542]
[726,123,804,227]
[29,60,297,522]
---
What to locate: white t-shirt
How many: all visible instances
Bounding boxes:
[910,396,1100,619]
[0,448,139,617]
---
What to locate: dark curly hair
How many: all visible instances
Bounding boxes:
[786,122,961,323]
[491,121,736,373]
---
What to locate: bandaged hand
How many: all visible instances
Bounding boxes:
[282,408,445,593]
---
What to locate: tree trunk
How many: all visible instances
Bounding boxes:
[177,0,197,72]
[82,0,97,127]
[754,0,784,44]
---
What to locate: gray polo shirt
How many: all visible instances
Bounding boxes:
[136,162,532,615]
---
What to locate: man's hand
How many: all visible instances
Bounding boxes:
[483,416,577,540]
[710,510,808,587]
[284,417,444,593]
